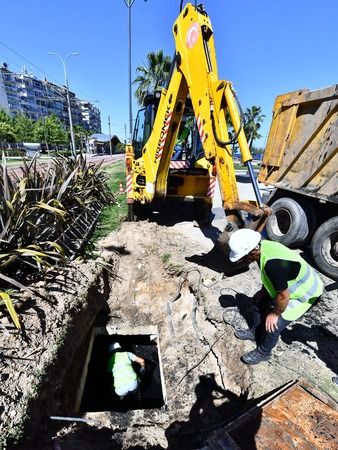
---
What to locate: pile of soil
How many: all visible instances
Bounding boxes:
[0,220,337,449]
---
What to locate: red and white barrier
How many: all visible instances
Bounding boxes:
[196,114,206,144]
[126,174,133,193]
[207,176,216,198]
[169,160,190,169]
[157,111,173,159]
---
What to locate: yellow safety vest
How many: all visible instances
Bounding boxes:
[260,240,323,321]
[107,352,138,391]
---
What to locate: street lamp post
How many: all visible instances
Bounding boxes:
[48,52,79,157]
[108,115,113,156]
[123,0,136,142]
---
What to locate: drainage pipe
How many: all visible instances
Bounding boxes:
[49,416,101,425]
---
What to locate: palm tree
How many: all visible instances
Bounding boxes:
[133,50,172,105]
[243,105,266,148]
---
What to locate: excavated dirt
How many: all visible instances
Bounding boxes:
[0,219,337,449]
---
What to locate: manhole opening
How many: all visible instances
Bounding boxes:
[77,327,166,412]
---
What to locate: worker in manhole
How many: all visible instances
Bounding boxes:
[228,229,324,365]
[107,342,146,400]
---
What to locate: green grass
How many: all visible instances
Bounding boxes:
[89,160,128,244]
[161,253,171,264]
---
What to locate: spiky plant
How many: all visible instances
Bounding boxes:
[0,154,117,329]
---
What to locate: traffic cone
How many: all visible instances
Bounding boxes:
[119,181,124,193]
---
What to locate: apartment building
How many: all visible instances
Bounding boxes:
[0,63,101,132]
[80,101,101,132]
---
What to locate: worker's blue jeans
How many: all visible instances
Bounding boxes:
[249,298,292,356]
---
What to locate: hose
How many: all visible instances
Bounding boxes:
[175,330,227,387]
[180,0,198,12]
[210,85,248,150]
[211,109,242,148]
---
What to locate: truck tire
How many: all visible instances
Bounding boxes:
[311,216,338,280]
[265,197,309,247]
[297,197,317,245]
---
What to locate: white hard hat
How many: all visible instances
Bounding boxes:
[108,342,121,353]
[229,229,261,262]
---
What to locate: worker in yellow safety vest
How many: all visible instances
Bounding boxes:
[107,342,146,399]
[228,229,324,365]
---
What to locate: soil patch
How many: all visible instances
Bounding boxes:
[1,220,337,449]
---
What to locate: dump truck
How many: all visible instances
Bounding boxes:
[258,84,338,280]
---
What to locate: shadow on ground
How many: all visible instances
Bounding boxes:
[186,235,250,275]
[218,291,338,378]
[165,373,258,450]
[281,324,338,375]
[17,373,299,449]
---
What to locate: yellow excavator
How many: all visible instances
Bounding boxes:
[126,2,270,233]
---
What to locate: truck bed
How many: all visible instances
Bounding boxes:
[258,84,338,205]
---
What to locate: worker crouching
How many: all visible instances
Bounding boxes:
[107,342,146,400]
[228,229,324,365]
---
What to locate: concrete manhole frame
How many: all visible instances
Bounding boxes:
[75,324,167,413]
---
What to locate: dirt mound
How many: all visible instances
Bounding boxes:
[1,221,337,449]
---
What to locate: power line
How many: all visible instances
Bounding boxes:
[0,40,99,107]
[0,39,62,86]
[0,52,23,72]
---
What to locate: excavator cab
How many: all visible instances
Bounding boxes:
[132,92,160,160]
[131,91,214,221]
[133,91,206,165]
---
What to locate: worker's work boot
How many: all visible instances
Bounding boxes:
[241,349,270,365]
[234,329,255,342]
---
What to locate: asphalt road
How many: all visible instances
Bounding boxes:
[5,153,124,178]
[85,153,124,167]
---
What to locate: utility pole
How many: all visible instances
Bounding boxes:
[123,0,136,142]
[48,52,79,158]
[122,1,148,141]
[108,115,113,156]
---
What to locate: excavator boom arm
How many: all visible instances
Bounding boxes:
[128,3,269,228]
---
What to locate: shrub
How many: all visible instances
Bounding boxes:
[0,154,117,328]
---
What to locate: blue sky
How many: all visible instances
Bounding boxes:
[1,0,338,147]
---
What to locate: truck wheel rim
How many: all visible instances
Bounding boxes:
[271,208,291,236]
[322,231,338,268]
